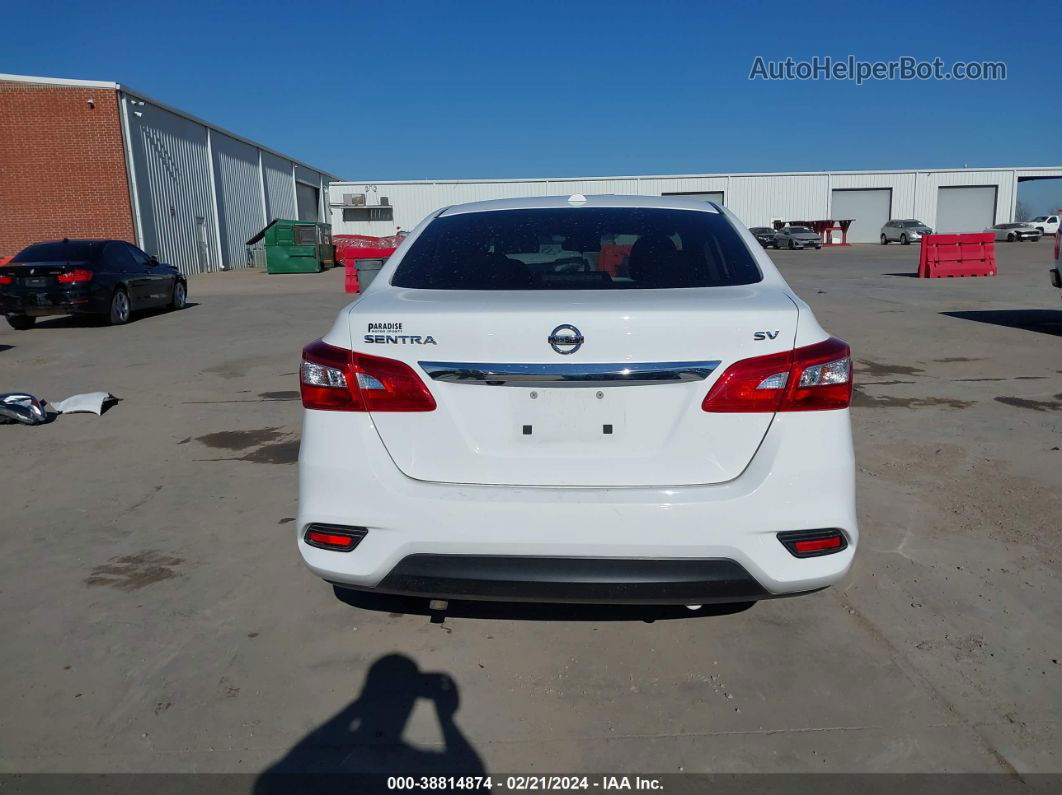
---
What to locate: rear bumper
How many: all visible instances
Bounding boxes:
[297,409,859,602]
[340,554,773,604]
[1,287,104,316]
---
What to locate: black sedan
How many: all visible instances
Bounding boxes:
[0,239,187,330]
[749,226,778,248]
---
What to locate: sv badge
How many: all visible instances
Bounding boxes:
[754,330,780,340]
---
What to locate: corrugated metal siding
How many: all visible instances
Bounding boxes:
[728,175,828,226]
[329,168,1062,238]
[212,132,265,269]
[636,176,727,197]
[262,151,297,222]
[124,95,219,274]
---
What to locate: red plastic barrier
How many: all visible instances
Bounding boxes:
[0,256,11,266]
[342,252,398,293]
[344,259,361,294]
[334,234,406,261]
[598,243,632,277]
[917,233,996,278]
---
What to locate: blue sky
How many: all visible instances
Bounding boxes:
[3,0,1060,211]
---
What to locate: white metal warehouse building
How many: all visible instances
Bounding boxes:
[328,167,1062,243]
[120,86,341,273]
[1,73,341,275]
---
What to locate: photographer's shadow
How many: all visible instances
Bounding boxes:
[256,654,484,791]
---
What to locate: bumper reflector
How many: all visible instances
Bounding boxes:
[303,524,367,552]
[777,529,848,558]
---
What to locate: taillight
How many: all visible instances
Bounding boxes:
[56,268,93,284]
[0,273,12,286]
[300,339,437,412]
[702,337,852,412]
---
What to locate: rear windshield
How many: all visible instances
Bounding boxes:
[391,208,763,290]
[787,226,811,233]
[12,241,104,263]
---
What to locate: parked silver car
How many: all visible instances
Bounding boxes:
[880,219,932,245]
[773,225,822,250]
[986,223,1041,242]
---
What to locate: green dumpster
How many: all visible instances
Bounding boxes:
[246,219,335,274]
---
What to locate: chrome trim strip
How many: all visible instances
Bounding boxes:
[418,360,721,387]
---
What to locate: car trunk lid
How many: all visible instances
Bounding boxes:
[349,287,798,487]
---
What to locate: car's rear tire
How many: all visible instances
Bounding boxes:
[788,239,796,250]
[6,315,36,331]
[881,234,888,245]
[1006,233,1015,242]
[900,234,909,245]
[170,280,187,310]
[108,288,130,325]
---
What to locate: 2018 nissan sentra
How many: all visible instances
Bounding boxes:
[0,239,187,329]
[296,195,857,605]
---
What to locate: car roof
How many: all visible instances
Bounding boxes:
[438,194,722,216]
[30,239,121,245]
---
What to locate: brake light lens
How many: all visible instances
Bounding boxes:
[56,268,94,284]
[300,339,436,412]
[702,337,852,412]
[0,273,12,286]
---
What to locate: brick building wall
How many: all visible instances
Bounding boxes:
[0,82,135,257]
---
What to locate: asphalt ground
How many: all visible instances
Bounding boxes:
[1,239,1059,780]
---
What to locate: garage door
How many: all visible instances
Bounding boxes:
[936,186,997,233]
[662,192,724,206]
[831,189,892,243]
[295,182,320,222]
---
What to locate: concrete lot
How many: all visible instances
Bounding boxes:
[1,240,1059,777]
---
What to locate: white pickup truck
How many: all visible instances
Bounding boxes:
[1029,213,1060,236]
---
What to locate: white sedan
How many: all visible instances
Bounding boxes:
[986,223,1042,242]
[296,195,857,605]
